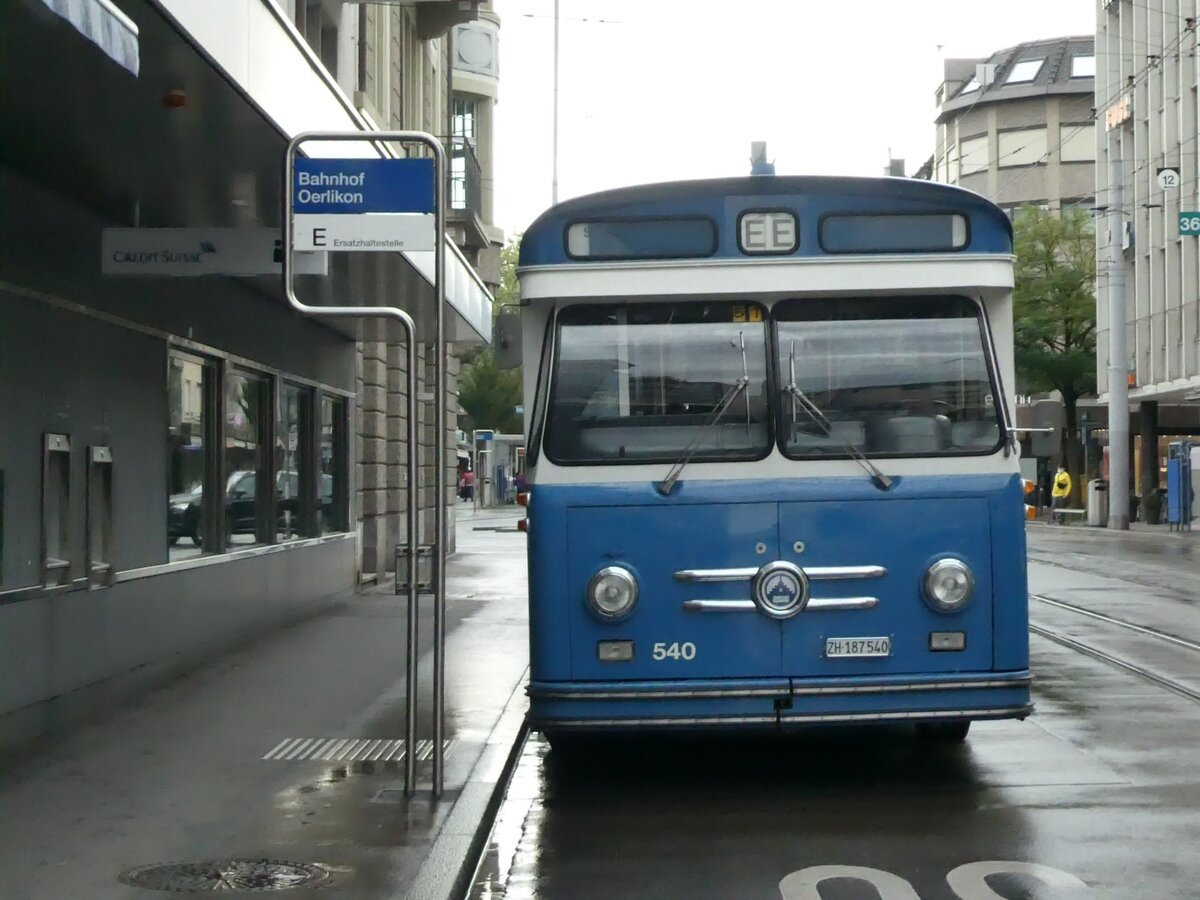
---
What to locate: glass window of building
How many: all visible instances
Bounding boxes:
[1060,124,1095,162]
[320,395,349,533]
[168,352,215,561]
[295,0,337,76]
[225,370,269,547]
[959,135,989,175]
[451,153,467,209]
[278,383,316,541]
[1071,55,1095,78]
[997,127,1048,167]
[1005,59,1044,84]
[452,97,477,142]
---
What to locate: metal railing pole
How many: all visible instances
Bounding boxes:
[432,137,448,798]
[283,130,443,796]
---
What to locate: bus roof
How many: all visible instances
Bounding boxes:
[519,176,1012,267]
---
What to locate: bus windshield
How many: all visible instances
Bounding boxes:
[776,296,1003,458]
[545,302,771,464]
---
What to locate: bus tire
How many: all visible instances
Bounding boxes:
[915,720,970,743]
[541,730,585,756]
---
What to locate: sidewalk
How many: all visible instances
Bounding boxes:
[1028,517,1196,538]
[0,506,530,899]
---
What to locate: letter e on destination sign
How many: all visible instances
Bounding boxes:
[739,211,797,254]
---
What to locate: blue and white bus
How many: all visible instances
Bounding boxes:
[513,176,1031,742]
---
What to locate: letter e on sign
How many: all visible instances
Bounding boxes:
[739,211,797,254]
[313,227,327,247]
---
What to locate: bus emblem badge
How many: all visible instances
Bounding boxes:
[752,561,810,620]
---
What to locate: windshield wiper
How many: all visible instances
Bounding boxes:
[786,341,893,492]
[657,332,750,497]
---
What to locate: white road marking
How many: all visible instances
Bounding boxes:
[779,865,920,899]
[946,861,1087,899]
[778,862,1088,899]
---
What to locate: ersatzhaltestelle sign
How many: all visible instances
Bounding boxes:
[291,158,436,252]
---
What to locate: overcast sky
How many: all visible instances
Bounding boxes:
[491,0,1095,236]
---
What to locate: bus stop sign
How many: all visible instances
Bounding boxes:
[292,158,435,252]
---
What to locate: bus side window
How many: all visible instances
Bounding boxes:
[525,311,557,466]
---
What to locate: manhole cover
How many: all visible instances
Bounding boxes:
[118,859,331,892]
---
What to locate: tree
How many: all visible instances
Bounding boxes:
[458,236,523,434]
[1012,206,1097,501]
[494,237,520,309]
[458,348,523,434]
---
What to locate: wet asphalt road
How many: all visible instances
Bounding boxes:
[470,526,1200,900]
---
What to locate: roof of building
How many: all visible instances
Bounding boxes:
[938,35,1095,122]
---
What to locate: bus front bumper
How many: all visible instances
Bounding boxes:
[527,671,1032,731]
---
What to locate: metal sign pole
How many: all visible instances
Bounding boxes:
[282,130,445,797]
[431,136,448,798]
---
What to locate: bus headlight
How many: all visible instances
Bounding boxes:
[922,559,974,613]
[586,566,639,621]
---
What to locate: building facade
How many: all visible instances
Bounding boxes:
[928,37,1098,487]
[933,36,1096,214]
[1095,0,1200,492]
[297,0,504,575]
[0,0,495,751]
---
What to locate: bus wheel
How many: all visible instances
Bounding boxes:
[916,721,970,743]
[541,730,586,757]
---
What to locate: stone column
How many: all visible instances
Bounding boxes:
[358,319,389,581]
[385,339,408,566]
[1139,400,1159,500]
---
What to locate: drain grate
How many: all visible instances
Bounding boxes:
[261,737,452,763]
[118,859,331,892]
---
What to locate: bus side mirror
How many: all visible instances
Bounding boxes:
[493,309,522,370]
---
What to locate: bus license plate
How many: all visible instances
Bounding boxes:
[825,636,891,658]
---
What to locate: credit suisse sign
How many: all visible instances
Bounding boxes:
[101,228,327,277]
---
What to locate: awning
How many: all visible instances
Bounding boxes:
[41,0,139,75]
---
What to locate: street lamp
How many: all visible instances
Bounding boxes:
[525,5,620,206]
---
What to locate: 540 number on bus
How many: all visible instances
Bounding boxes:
[652,641,697,661]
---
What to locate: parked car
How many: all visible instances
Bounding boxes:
[168,482,205,546]
[168,471,334,546]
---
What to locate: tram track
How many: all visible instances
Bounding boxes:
[1028,622,1200,706]
[1030,594,1200,654]
[1026,552,1200,600]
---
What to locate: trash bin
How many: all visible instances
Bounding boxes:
[1087,479,1108,527]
